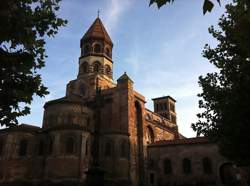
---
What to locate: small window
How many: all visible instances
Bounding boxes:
[203,157,213,174]
[19,139,28,156]
[164,158,172,174]
[105,65,111,76]
[164,103,168,110]
[79,84,86,95]
[84,45,90,54]
[183,158,192,174]
[93,62,100,73]
[171,114,176,124]
[94,44,101,53]
[65,137,75,154]
[155,103,159,111]
[170,103,175,112]
[81,62,88,73]
[105,48,111,57]
[38,140,44,156]
[0,140,3,156]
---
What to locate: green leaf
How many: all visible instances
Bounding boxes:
[203,0,214,15]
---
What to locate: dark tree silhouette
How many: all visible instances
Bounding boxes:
[0,0,67,127]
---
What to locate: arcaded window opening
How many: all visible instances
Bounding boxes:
[93,61,101,73]
[94,43,101,53]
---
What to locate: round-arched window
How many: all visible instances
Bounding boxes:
[81,62,88,73]
[93,61,101,73]
[79,84,86,95]
[105,48,110,57]
[84,45,91,54]
[146,126,154,144]
[94,44,101,53]
[105,65,111,76]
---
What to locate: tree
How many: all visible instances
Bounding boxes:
[191,0,250,165]
[0,0,67,127]
[149,0,221,14]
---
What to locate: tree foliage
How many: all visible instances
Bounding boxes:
[0,0,67,127]
[149,0,221,14]
[192,0,250,165]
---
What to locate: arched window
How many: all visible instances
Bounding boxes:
[146,126,154,144]
[84,45,90,54]
[105,48,111,57]
[203,157,213,174]
[105,141,113,157]
[183,158,192,174]
[0,139,3,156]
[81,62,88,73]
[19,139,28,156]
[38,140,44,156]
[93,61,101,73]
[85,139,89,156]
[105,65,111,76]
[47,138,53,155]
[120,140,128,158]
[94,43,101,53]
[79,84,86,96]
[164,158,172,174]
[65,137,75,154]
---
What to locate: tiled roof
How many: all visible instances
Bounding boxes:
[81,17,113,45]
[149,137,211,147]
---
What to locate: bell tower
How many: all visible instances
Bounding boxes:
[77,17,115,90]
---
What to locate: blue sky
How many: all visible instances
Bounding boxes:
[17,0,227,137]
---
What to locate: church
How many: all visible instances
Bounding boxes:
[0,17,245,186]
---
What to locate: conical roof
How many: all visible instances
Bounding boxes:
[82,17,113,45]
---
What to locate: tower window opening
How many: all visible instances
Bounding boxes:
[19,139,28,156]
[94,43,101,53]
[84,45,91,54]
[170,103,175,112]
[93,62,101,73]
[105,65,111,76]
[105,48,111,57]
[81,62,88,73]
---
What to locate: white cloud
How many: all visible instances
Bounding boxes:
[104,0,132,36]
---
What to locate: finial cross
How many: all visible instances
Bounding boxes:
[97,9,100,18]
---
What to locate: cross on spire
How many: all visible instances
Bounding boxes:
[97,9,100,18]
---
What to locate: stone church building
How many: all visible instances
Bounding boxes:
[0,17,246,186]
